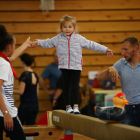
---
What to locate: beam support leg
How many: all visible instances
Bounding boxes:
[60,129,73,140]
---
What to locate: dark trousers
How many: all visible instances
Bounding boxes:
[18,104,39,125]
[121,105,140,127]
[0,116,26,140]
[60,69,81,106]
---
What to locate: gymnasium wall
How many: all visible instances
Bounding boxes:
[0,0,140,122]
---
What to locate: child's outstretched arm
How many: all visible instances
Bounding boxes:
[106,49,114,58]
[32,35,59,49]
[9,37,32,62]
[79,35,114,56]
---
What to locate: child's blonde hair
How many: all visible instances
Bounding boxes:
[79,85,92,111]
[58,14,78,33]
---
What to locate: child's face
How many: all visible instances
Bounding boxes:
[61,21,75,36]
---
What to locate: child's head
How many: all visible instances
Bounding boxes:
[58,15,78,34]
[81,84,92,97]
[20,53,34,67]
[0,24,15,57]
[79,85,92,111]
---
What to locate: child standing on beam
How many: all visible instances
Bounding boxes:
[32,15,113,114]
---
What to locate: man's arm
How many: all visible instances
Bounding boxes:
[53,89,63,100]
[52,88,63,107]
[39,76,49,94]
[97,67,120,82]
[39,76,55,95]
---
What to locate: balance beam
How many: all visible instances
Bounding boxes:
[52,110,140,140]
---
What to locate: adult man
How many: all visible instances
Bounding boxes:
[39,51,61,100]
[97,36,140,127]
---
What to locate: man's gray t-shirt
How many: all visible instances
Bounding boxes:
[113,58,140,105]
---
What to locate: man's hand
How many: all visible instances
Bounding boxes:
[52,100,57,108]
[108,67,120,82]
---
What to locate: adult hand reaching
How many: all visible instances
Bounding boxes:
[31,41,39,48]
[24,37,32,48]
[24,37,38,48]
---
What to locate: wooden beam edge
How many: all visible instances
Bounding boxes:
[52,110,140,140]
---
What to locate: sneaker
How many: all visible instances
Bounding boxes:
[73,106,80,114]
[66,107,74,113]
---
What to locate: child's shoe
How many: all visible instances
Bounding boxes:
[66,106,74,113]
[73,106,80,114]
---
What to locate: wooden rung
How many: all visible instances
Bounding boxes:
[11,55,123,67]
[14,32,140,45]
[0,0,140,11]
[1,10,140,22]
[3,21,140,33]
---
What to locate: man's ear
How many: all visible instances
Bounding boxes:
[135,45,139,51]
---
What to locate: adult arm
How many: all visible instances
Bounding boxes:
[37,83,39,98]
[9,37,32,62]
[13,81,25,95]
[97,67,120,82]
[39,76,55,95]
[52,88,63,107]
[52,75,64,107]
[0,79,13,131]
[94,106,96,116]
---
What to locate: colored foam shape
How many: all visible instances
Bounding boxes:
[35,111,48,125]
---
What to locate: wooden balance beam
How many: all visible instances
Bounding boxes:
[52,110,140,140]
